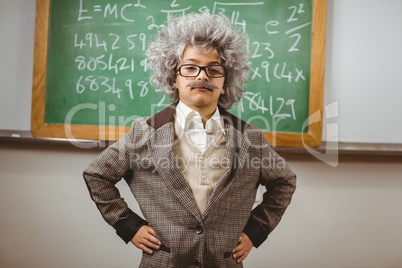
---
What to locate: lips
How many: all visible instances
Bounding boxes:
[193,87,212,91]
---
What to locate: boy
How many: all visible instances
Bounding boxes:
[84,12,296,268]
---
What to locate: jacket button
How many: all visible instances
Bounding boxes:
[195,225,203,234]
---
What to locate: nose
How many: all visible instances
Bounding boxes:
[196,68,209,81]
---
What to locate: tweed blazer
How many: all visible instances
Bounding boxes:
[83,104,296,268]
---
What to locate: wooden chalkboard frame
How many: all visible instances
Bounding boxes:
[32,0,326,147]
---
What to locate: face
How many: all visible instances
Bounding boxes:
[174,46,225,115]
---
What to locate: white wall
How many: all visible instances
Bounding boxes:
[0,0,35,131]
[323,0,402,143]
[1,142,401,268]
[1,1,402,268]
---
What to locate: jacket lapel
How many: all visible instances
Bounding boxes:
[202,111,251,220]
[146,104,202,221]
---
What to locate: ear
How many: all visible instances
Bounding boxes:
[220,87,225,95]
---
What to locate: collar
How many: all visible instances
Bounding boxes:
[146,101,248,133]
[176,101,226,134]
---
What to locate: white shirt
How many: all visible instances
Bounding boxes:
[175,101,226,153]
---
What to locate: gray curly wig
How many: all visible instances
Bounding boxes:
[147,12,250,110]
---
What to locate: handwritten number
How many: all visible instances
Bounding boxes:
[126,80,134,100]
[288,4,305,22]
[97,56,107,70]
[170,0,179,8]
[138,81,149,97]
[139,33,146,51]
[134,0,146,8]
[274,98,288,119]
[147,16,159,30]
[288,6,298,22]
[99,76,111,93]
[140,58,148,72]
[109,33,120,50]
[75,56,86,70]
[286,99,296,120]
[85,75,99,91]
[158,94,166,107]
[252,42,262,58]
[199,6,210,14]
[289,33,301,52]
[127,34,137,50]
[298,4,305,14]
[76,76,85,94]
[262,43,274,59]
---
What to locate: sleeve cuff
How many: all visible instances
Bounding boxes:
[243,216,268,248]
[115,212,148,243]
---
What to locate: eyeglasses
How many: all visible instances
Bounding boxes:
[177,64,226,78]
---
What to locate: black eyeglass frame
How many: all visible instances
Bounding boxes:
[176,64,226,78]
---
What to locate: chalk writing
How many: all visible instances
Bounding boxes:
[74,33,147,52]
[78,0,146,22]
[53,0,314,130]
[242,93,296,120]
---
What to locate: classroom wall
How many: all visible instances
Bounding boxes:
[1,141,401,268]
[1,1,402,268]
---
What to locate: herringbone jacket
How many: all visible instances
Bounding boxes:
[83,104,296,268]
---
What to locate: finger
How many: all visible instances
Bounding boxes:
[138,243,154,255]
[236,252,248,264]
[139,226,161,247]
[232,241,244,254]
[233,248,248,263]
[232,247,241,255]
[145,232,161,246]
[141,237,160,250]
[147,227,158,237]
[232,248,245,260]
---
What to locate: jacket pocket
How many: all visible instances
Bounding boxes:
[140,247,173,268]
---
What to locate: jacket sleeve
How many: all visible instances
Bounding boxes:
[83,126,148,243]
[243,130,296,248]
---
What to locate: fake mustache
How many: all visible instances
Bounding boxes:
[186,80,220,91]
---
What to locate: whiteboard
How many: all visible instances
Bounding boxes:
[322,0,402,144]
[1,0,402,144]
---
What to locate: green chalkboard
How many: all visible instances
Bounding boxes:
[32,0,326,147]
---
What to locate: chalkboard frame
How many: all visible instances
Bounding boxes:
[32,0,326,147]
